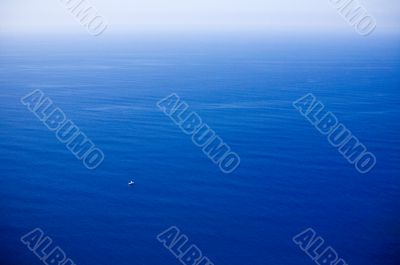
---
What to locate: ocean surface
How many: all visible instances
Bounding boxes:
[0,33,399,265]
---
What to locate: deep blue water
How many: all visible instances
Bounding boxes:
[0,34,399,265]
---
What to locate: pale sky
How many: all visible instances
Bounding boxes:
[0,0,399,34]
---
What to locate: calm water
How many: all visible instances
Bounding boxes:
[0,34,399,265]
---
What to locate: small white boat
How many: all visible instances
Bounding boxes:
[128,181,135,186]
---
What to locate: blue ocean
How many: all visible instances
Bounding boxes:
[0,33,399,265]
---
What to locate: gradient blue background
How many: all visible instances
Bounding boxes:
[1,1,400,264]
[0,33,399,265]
